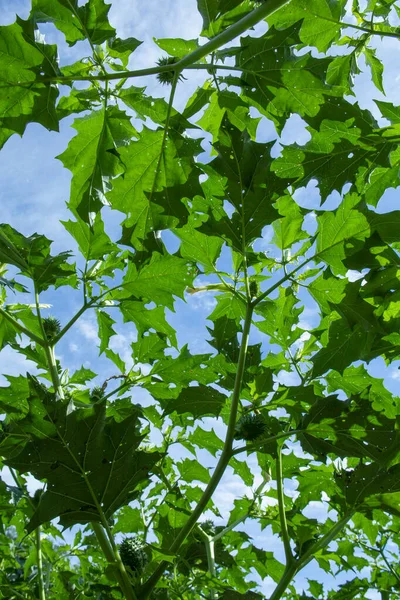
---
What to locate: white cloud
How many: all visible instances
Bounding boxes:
[0,345,38,383]
[77,316,99,342]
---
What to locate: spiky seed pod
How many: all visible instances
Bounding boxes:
[200,519,215,536]
[42,316,61,341]
[90,386,105,402]
[156,56,185,85]
[234,414,268,441]
[119,537,148,574]
[249,280,259,299]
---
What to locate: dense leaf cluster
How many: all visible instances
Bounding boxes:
[0,0,400,598]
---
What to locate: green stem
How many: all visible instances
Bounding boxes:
[309,12,400,39]
[212,474,270,542]
[378,547,400,585]
[287,347,304,384]
[176,0,291,69]
[0,306,45,346]
[252,227,374,308]
[8,470,48,599]
[276,449,293,565]
[52,300,96,344]
[139,303,254,599]
[268,562,297,600]
[297,512,354,569]
[204,537,217,600]
[205,538,216,577]
[16,0,291,87]
[252,254,315,307]
[35,526,46,600]
[148,70,180,207]
[267,512,354,599]
[232,429,303,455]
[92,522,136,600]
[36,294,135,600]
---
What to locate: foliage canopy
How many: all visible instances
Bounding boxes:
[1,0,400,598]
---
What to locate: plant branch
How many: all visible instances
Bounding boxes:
[308,11,400,39]
[268,562,297,600]
[268,512,354,599]
[147,69,180,210]
[92,522,136,600]
[35,526,46,600]
[213,472,270,542]
[139,303,254,598]
[176,0,291,69]
[232,429,303,455]
[204,537,217,600]
[0,306,45,346]
[287,347,304,384]
[52,300,96,344]
[252,255,315,307]
[276,449,293,565]
[8,469,48,598]
[360,540,400,585]
[298,512,355,569]
[378,547,400,584]
[38,298,135,600]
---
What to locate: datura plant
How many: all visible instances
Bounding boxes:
[0,0,400,599]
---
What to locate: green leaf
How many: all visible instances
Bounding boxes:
[108,127,200,248]
[300,394,396,462]
[272,120,393,201]
[326,54,356,93]
[119,254,195,310]
[154,38,199,58]
[69,367,97,385]
[375,100,400,124]
[177,459,210,484]
[120,301,177,347]
[57,87,101,120]
[131,332,168,365]
[0,18,59,148]
[182,84,213,120]
[163,385,227,418]
[327,364,399,419]
[96,310,116,355]
[272,194,308,250]
[174,226,223,273]
[62,212,116,260]
[0,224,76,292]
[236,24,329,130]
[104,348,126,373]
[57,107,136,221]
[107,36,142,67]
[188,427,224,457]
[209,294,246,324]
[31,0,116,46]
[0,376,30,418]
[316,193,370,273]
[311,320,371,377]
[267,0,346,52]
[197,91,260,146]
[255,288,303,348]
[364,47,385,94]
[307,271,347,314]
[199,121,280,251]
[4,379,161,530]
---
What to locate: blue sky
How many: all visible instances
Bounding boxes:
[1,1,400,597]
